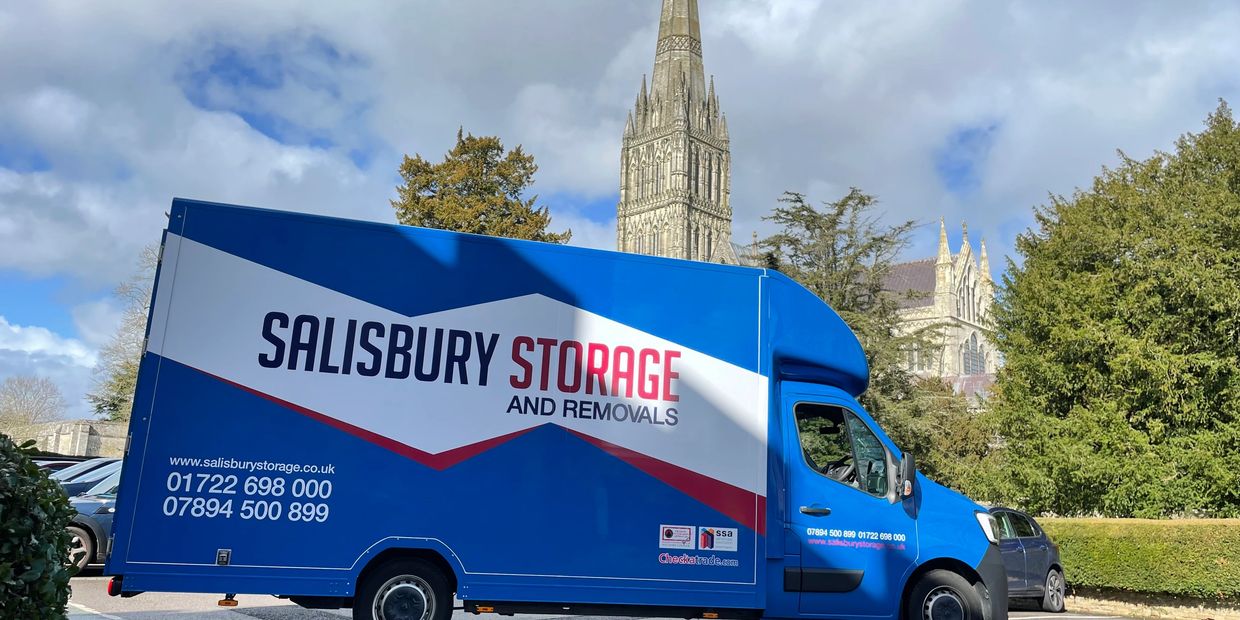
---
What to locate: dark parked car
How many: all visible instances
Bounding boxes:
[989,507,1065,613]
[35,459,82,472]
[50,457,116,483]
[68,470,121,570]
[59,459,121,497]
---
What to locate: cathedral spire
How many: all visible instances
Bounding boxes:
[618,0,732,262]
[652,0,706,108]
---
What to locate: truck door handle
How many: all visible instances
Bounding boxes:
[800,506,831,516]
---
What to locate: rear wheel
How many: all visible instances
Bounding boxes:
[1040,568,1066,613]
[353,558,452,620]
[67,526,93,571]
[906,569,986,620]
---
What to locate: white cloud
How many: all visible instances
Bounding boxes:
[71,299,124,350]
[0,315,95,367]
[0,0,1236,290]
[0,315,96,418]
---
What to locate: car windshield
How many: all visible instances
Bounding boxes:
[50,458,111,481]
[69,460,122,484]
[84,470,122,498]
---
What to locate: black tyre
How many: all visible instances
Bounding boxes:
[67,526,93,571]
[353,558,452,620]
[906,569,986,620]
[1040,568,1066,613]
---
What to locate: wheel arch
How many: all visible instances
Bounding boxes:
[354,543,461,597]
[899,557,984,620]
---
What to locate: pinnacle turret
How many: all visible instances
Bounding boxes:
[979,238,991,281]
[937,218,952,265]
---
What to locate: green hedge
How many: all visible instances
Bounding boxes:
[1039,518,1240,601]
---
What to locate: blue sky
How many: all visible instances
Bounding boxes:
[2,0,1238,417]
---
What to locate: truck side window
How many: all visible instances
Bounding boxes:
[795,403,889,497]
[845,414,888,496]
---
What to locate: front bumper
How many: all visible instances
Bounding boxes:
[976,544,1008,620]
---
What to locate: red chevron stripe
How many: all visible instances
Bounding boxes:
[200,368,766,532]
[562,428,765,532]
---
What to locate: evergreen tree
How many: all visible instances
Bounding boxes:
[991,101,1240,517]
[392,129,571,243]
[761,190,985,485]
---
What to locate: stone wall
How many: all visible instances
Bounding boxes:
[3,419,126,457]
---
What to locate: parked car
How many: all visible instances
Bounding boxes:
[50,457,116,482]
[68,470,121,570]
[989,507,1065,613]
[59,459,122,497]
[35,459,82,472]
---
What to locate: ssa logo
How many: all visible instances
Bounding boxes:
[698,527,738,552]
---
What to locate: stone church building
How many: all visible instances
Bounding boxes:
[614,0,997,395]
[884,221,998,396]
[615,0,748,264]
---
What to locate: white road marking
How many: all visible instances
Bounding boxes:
[69,602,125,619]
[1017,615,1119,619]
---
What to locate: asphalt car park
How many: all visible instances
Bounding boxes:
[67,576,1123,620]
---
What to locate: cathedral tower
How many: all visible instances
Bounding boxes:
[617,0,733,262]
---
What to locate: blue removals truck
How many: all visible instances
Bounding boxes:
[107,199,1007,620]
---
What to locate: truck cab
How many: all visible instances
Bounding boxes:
[768,381,1005,619]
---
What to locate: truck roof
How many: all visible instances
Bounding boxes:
[164,198,869,396]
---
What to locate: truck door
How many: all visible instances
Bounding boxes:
[782,384,918,618]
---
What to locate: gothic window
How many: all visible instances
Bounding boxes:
[962,333,982,375]
[653,230,660,255]
[691,149,698,194]
[979,345,987,374]
[714,161,722,201]
[705,156,713,198]
[693,226,700,260]
[706,229,713,260]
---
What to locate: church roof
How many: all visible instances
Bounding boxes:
[883,258,936,309]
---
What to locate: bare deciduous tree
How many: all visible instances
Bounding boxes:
[0,375,67,428]
[87,245,158,421]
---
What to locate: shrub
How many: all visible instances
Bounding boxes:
[0,433,75,619]
[1040,518,1240,601]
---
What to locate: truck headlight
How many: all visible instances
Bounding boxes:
[975,512,999,544]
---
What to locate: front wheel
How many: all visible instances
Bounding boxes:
[67,526,93,571]
[353,558,452,620]
[1041,568,1066,613]
[906,569,986,620]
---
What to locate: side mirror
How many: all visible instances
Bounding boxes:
[898,454,917,499]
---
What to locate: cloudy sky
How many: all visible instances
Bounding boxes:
[2,0,1238,417]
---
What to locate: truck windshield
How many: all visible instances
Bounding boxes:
[795,403,889,497]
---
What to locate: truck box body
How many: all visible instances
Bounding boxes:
[108,199,1005,620]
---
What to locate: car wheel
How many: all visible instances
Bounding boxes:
[906,569,986,620]
[67,526,93,571]
[353,558,452,620]
[1041,568,1066,613]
